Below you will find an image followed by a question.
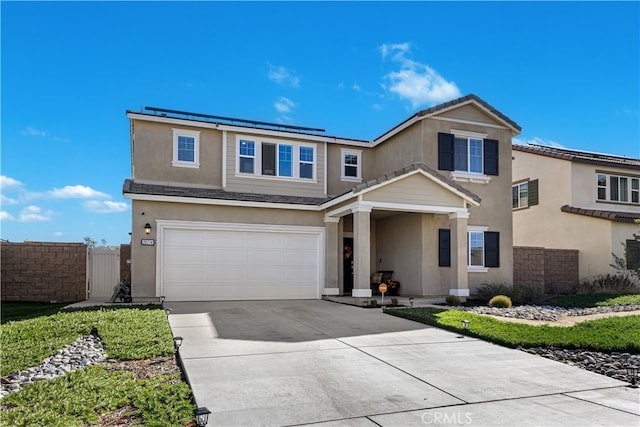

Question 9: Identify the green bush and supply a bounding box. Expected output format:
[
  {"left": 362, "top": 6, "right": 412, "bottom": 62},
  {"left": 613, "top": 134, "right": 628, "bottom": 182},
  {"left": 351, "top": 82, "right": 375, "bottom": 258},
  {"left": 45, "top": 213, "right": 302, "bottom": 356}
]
[
  {"left": 511, "top": 283, "right": 545, "bottom": 305},
  {"left": 488, "top": 295, "right": 512, "bottom": 308},
  {"left": 445, "top": 295, "right": 461, "bottom": 306},
  {"left": 475, "top": 282, "right": 512, "bottom": 302},
  {"left": 575, "top": 274, "right": 638, "bottom": 294}
]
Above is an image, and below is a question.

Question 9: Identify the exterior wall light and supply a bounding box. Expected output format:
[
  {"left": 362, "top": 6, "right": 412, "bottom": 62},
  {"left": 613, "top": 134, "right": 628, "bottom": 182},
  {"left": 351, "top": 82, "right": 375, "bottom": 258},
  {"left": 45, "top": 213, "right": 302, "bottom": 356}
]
[
  {"left": 194, "top": 407, "right": 211, "bottom": 426},
  {"left": 628, "top": 366, "right": 638, "bottom": 388},
  {"left": 144, "top": 223, "right": 152, "bottom": 235}
]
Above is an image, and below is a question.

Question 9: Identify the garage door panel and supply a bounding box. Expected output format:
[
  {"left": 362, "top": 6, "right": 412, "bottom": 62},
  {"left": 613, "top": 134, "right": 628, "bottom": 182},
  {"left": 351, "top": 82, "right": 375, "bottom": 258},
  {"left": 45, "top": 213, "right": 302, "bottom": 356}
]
[
  {"left": 206, "top": 248, "right": 245, "bottom": 266},
  {"left": 161, "top": 226, "right": 321, "bottom": 301}
]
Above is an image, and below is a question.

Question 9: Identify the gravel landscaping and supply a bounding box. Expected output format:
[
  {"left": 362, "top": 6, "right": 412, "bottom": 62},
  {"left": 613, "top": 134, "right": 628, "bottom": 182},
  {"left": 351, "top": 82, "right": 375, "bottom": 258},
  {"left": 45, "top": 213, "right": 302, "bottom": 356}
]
[{"left": 457, "top": 303, "right": 640, "bottom": 321}]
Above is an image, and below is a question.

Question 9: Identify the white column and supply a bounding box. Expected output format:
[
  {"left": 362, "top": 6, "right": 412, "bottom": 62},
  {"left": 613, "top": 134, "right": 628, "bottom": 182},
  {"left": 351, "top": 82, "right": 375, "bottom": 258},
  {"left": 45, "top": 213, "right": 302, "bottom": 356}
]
[
  {"left": 323, "top": 217, "right": 340, "bottom": 296},
  {"left": 449, "top": 211, "right": 470, "bottom": 297},
  {"left": 352, "top": 206, "right": 372, "bottom": 298}
]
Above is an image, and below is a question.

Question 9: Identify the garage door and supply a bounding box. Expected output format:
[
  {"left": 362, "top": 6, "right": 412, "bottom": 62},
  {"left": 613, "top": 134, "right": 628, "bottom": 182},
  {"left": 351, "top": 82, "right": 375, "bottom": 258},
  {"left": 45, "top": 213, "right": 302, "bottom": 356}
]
[{"left": 159, "top": 223, "right": 323, "bottom": 301}]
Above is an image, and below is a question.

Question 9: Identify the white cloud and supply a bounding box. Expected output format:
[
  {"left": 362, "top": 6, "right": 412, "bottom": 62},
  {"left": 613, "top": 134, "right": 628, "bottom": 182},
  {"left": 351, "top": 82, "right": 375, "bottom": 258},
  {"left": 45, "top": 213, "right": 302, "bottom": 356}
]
[
  {"left": 1, "top": 194, "right": 19, "bottom": 206},
  {"left": 513, "top": 136, "right": 566, "bottom": 149},
  {"left": 48, "top": 185, "right": 110, "bottom": 199},
  {"left": 268, "top": 64, "right": 300, "bottom": 87},
  {"left": 380, "top": 42, "right": 461, "bottom": 108},
  {"left": 83, "top": 200, "right": 129, "bottom": 213},
  {"left": 21, "top": 126, "right": 48, "bottom": 137},
  {"left": 53, "top": 231, "right": 64, "bottom": 237},
  {"left": 0, "top": 211, "right": 15, "bottom": 221},
  {"left": 18, "top": 205, "right": 53, "bottom": 222},
  {"left": 274, "top": 97, "right": 295, "bottom": 113},
  {"left": 1, "top": 175, "right": 23, "bottom": 190}
]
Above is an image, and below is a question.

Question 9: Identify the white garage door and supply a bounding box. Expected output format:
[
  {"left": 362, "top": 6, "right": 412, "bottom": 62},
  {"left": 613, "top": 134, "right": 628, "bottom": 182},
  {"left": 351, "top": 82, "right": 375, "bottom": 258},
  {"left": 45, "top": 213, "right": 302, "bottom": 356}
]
[{"left": 159, "top": 223, "right": 323, "bottom": 301}]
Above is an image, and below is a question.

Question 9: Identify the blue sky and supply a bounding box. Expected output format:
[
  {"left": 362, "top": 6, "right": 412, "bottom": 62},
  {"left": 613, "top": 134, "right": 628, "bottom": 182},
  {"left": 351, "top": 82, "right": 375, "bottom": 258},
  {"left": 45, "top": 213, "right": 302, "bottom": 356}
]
[{"left": 2, "top": 1, "right": 639, "bottom": 246}]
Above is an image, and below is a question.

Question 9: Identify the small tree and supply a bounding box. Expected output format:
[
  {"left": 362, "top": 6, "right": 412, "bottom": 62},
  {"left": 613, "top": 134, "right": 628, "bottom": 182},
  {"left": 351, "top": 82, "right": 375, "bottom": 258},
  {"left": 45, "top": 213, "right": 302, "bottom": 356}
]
[{"left": 83, "top": 236, "right": 97, "bottom": 248}]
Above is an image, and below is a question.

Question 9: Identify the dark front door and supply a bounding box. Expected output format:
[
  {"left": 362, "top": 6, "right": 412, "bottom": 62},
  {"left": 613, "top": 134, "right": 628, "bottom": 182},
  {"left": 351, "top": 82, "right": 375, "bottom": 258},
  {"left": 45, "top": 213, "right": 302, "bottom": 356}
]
[{"left": 343, "top": 237, "right": 354, "bottom": 295}]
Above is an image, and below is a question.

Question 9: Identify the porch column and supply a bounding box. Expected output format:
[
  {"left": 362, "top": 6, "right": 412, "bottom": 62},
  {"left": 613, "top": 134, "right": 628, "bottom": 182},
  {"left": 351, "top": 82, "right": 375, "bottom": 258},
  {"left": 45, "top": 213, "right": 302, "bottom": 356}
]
[
  {"left": 352, "top": 206, "right": 372, "bottom": 298},
  {"left": 323, "top": 217, "right": 340, "bottom": 296},
  {"left": 449, "top": 211, "right": 470, "bottom": 297}
]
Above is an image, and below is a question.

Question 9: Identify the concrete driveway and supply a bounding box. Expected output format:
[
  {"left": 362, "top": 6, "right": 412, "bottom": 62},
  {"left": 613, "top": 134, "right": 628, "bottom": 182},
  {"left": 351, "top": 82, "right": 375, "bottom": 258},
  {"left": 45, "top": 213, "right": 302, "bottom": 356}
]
[{"left": 167, "top": 300, "right": 639, "bottom": 427}]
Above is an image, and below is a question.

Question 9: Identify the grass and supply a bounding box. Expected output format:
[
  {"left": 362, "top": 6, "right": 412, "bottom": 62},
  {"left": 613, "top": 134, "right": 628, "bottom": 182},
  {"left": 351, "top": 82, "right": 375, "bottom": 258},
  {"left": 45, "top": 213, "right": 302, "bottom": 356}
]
[
  {"left": 385, "top": 307, "right": 640, "bottom": 353},
  {"left": 1, "top": 302, "right": 69, "bottom": 324},
  {"left": 550, "top": 293, "right": 640, "bottom": 308},
  {"left": 0, "top": 303, "right": 195, "bottom": 426}
]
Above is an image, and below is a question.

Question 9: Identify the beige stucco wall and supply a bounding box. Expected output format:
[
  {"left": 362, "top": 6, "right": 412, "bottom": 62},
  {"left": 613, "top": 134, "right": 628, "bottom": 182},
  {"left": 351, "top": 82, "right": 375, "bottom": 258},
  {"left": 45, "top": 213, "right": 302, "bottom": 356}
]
[
  {"left": 132, "top": 120, "right": 222, "bottom": 187},
  {"left": 512, "top": 150, "right": 640, "bottom": 280},
  {"left": 130, "top": 200, "right": 325, "bottom": 298},
  {"left": 224, "top": 131, "right": 326, "bottom": 197}
]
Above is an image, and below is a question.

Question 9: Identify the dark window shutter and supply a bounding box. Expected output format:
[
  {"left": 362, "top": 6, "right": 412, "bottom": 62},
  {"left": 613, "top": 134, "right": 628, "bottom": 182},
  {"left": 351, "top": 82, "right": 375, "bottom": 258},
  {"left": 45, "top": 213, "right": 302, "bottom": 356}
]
[
  {"left": 438, "top": 133, "right": 455, "bottom": 171},
  {"left": 262, "top": 143, "right": 276, "bottom": 176},
  {"left": 439, "top": 229, "right": 451, "bottom": 267},
  {"left": 483, "top": 139, "right": 499, "bottom": 176},
  {"left": 626, "top": 239, "right": 640, "bottom": 271},
  {"left": 484, "top": 231, "right": 500, "bottom": 268},
  {"left": 528, "top": 179, "right": 539, "bottom": 206}
]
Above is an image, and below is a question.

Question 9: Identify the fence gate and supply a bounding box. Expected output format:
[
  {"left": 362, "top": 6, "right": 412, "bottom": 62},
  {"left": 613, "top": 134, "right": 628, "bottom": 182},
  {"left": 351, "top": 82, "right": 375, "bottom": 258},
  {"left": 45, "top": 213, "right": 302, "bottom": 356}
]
[{"left": 89, "top": 247, "right": 120, "bottom": 300}]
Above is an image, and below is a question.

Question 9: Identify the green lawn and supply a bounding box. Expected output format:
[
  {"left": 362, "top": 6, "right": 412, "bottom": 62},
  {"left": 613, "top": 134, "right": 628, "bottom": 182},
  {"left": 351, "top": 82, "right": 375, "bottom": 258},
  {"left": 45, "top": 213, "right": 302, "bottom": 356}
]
[
  {"left": 385, "top": 307, "right": 640, "bottom": 353},
  {"left": 0, "top": 304, "right": 195, "bottom": 426},
  {"left": 1, "top": 302, "right": 69, "bottom": 324}
]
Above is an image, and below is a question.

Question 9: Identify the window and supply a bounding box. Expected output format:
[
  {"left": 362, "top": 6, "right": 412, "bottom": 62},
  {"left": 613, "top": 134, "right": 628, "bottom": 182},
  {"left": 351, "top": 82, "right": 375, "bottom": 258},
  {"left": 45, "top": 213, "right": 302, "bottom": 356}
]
[
  {"left": 278, "top": 145, "right": 293, "bottom": 177},
  {"left": 467, "top": 228, "right": 500, "bottom": 269},
  {"left": 626, "top": 239, "right": 640, "bottom": 271},
  {"left": 299, "top": 146, "right": 314, "bottom": 179},
  {"left": 596, "top": 173, "right": 640, "bottom": 205},
  {"left": 512, "top": 182, "right": 528, "bottom": 209},
  {"left": 438, "top": 132, "right": 499, "bottom": 177},
  {"left": 468, "top": 231, "right": 484, "bottom": 267},
  {"left": 236, "top": 137, "right": 315, "bottom": 180},
  {"left": 341, "top": 149, "right": 362, "bottom": 181},
  {"left": 239, "top": 139, "right": 255, "bottom": 174},
  {"left": 172, "top": 129, "right": 200, "bottom": 167}
]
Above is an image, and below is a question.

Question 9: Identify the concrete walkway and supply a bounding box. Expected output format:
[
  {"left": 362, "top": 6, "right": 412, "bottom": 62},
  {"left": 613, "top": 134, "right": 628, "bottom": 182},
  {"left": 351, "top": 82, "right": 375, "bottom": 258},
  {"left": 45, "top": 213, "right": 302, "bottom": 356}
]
[{"left": 166, "top": 300, "right": 640, "bottom": 427}]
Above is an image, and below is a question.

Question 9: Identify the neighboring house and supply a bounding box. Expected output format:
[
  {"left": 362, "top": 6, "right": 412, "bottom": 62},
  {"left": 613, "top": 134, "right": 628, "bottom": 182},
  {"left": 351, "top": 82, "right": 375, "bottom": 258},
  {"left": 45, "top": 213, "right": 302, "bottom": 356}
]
[
  {"left": 512, "top": 144, "right": 640, "bottom": 281},
  {"left": 123, "top": 94, "right": 521, "bottom": 302}
]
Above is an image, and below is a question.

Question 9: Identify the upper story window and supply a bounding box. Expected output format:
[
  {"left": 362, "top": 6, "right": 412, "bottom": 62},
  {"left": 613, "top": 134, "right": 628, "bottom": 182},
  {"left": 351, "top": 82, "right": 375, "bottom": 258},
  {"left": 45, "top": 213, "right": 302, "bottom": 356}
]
[
  {"left": 172, "top": 129, "right": 200, "bottom": 168},
  {"left": 236, "top": 136, "right": 315, "bottom": 180},
  {"left": 341, "top": 148, "right": 362, "bottom": 181},
  {"left": 438, "top": 130, "right": 499, "bottom": 182},
  {"left": 512, "top": 179, "right": 539, "bottom": 210},
  {"left": 597, "top": 173, "right": 640, "bottom": 204},
  {"left": 239, "top": 139, "right": 255, "bottom": 173}
]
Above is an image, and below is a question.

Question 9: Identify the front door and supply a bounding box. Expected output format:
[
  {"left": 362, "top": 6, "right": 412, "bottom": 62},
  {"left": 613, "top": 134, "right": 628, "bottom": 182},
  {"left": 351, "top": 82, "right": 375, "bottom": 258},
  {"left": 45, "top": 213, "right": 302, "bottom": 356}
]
[{"left": 343, "top": 237, "right": 354, "bottom": 295}]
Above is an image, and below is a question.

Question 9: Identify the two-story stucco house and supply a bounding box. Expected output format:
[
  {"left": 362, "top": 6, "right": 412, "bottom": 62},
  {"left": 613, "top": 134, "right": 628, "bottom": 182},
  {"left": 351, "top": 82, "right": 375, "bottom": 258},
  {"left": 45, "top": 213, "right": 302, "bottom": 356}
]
[
  {"left": 512, "top": 144, "right": 640, "bottom": 281},
  {"left": 123, "top": 94, "right": 521, "bottom": 302}
]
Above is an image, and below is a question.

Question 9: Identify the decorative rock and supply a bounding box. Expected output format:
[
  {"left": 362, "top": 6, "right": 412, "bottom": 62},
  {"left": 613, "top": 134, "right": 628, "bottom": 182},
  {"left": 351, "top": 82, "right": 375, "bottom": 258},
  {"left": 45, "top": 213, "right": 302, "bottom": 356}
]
[
  {"left": 457, "top": 304, "right": 640, "bottom": 321},
  {"left": 0, "top": 334, "right": 106, "bottom": 399}
]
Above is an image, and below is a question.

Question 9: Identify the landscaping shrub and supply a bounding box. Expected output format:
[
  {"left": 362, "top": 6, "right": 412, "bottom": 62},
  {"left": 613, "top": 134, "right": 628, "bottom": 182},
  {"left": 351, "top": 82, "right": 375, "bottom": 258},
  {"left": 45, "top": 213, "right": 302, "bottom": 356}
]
[
  {"left": 511, "top": 283, "right": 545, "bottom": 305},
  {"left": 475, "top": 282, "right": 512, "bottom": 302},
  {"left": 574, "top": 274, "right": 638, "bottom": 294},
  {"left": 488, "top": 295, "right": 512, "bottom": 308},
  {"left": 445, "top": 295, "right": 461, "bottom": 306}
]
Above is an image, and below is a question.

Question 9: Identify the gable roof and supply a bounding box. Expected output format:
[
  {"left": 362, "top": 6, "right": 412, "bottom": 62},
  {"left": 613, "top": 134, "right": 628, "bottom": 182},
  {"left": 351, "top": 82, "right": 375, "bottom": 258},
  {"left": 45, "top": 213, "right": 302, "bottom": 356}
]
[
  {"left": 374, "top": 94, "right": 522, "bottom": 143},
  {"left": 513, "top": 144, "right": 640, "bottom": 170},
  {"left": 561, "top": 205, "right": 640, "bottom": 223}
]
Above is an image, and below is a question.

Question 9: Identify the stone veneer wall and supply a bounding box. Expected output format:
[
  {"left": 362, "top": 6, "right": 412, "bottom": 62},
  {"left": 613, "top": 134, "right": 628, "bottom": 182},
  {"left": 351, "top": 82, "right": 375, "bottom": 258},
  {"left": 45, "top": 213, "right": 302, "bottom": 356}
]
[
  {"left": 1, "top": 242, "right": 87, "bottom": 303},
  {"left": 513, "top": 246, "right": 579, "bottom": 294}
]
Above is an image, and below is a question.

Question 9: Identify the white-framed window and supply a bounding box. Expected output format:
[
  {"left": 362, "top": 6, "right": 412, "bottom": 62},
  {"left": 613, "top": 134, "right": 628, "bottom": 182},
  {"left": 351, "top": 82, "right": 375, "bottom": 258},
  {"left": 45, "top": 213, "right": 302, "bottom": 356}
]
[
  {"left": 239, "top": 139, "right": 255, "bottom": 174},
  {"left": 468, "top": 230, "right": 485, "bottom": 268},
  {"left": 455, "top": 136, "right": 484, "bottom": 174},
  {"left": 172, "top": 128, "right": 200, "bottom": 168},
  {"left": 236, "top": 136, "right": 316, "bottom": 180},
  {"left": 467, "top": 226, "right": 500, "bottom": 271},
  {"left": 597, "top": 173, "right": 640, "bottom": 204},
  {"left": 341, "top": 148, "right": 362, "bottom": 181},
  {"left": 512, "top": 181, "right": 529, "bottom": 209},
  {"left": 299, "top": 146, "right": 315, "bottom": 179}
]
